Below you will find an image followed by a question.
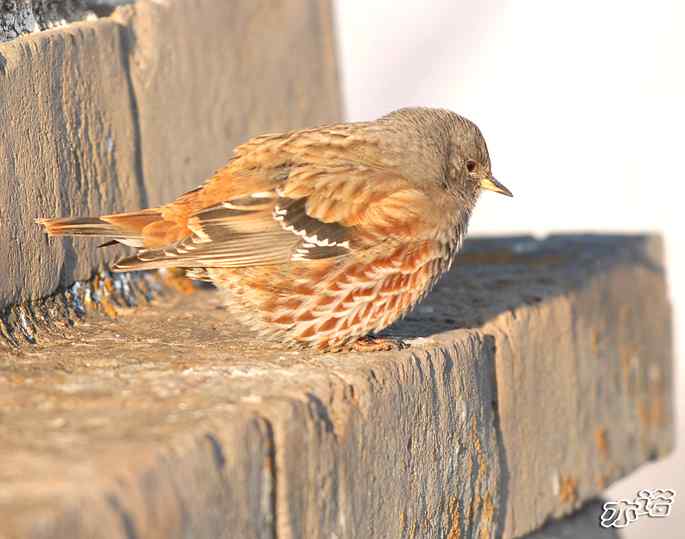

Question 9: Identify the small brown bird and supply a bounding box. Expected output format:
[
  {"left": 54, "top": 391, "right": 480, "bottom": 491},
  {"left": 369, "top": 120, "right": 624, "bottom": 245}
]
[{"left": 38, "top": 108, "right": 512, "bottom": 351}]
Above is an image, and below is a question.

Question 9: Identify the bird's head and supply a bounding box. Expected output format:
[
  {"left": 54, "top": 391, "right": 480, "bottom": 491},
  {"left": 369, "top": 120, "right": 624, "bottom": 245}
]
[
  {"left": 380, "top": 107, "right": 513, "bottom": 207},
  {"left": 444, "top": 112, "right": 512, "bottom": 202}
]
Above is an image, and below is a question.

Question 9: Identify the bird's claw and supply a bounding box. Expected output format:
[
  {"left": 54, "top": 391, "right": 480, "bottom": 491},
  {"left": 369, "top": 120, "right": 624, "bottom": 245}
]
[{"left": 351, "top": 336, "right": 408, "bottom": 352}]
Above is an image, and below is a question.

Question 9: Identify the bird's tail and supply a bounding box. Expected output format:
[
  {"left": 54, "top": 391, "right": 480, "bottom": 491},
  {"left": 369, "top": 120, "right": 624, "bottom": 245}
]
[{"left": 36, "top": 209, "right": 163, "bottom": 248}]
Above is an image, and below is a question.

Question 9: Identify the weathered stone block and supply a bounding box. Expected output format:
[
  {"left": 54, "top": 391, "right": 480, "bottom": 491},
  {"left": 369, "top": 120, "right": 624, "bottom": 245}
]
[{"left": 0, "top": 0, "right": 341, "bottom": 309}]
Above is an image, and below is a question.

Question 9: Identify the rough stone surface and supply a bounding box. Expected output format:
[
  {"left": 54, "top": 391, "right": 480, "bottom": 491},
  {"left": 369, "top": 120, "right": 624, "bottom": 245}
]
[
  {"left": 0, "top": 0, "right": 341, "bottom": 310},
  {"left": 0, "top": 235, "right": 673, "bottom": 538},
  {"left": 0, "top": 1, "right": 94, "bottom": 43},
  {"left": 524, "top": 500, "right": 621, "bottom": 538}
]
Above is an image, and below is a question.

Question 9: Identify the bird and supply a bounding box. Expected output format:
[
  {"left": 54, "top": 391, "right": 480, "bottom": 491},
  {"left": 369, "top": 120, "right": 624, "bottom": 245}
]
[{"left": 37, "top": 107, "right": 512, "bottom": 352}]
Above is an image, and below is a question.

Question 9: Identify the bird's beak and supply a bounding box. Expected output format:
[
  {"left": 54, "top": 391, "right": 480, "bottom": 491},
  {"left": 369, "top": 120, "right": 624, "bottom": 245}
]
[{"left": 480, "top": 176, "right": 513, "bottom": 197}]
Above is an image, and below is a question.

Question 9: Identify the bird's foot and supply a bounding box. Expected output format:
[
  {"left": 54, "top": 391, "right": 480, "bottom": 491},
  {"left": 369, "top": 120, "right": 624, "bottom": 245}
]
[{"left": 351, "top": 336, "right": 408, "bottom": 352}]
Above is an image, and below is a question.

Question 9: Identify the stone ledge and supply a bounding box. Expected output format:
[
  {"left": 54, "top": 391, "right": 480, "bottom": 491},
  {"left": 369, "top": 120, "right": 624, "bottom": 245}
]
[
  {"left": 0, "top": 0, "right": 341, "bottom": 310},
  {"left": 0, "top": 235, "right": 673, "bottom": 538}
]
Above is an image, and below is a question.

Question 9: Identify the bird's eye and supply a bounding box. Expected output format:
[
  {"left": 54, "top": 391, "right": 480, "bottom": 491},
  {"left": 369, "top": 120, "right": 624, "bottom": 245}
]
[{"left": 466, "top": 160, "right": 477, "bottom": 173}]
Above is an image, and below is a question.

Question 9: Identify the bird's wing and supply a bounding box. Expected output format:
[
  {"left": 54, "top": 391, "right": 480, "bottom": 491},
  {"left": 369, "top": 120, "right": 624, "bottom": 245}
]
[{"left": 114, "top": 130, "right": 439, "bottom": 271}]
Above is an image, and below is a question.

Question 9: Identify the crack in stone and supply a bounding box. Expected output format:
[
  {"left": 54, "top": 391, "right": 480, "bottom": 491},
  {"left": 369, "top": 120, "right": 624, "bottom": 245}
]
[
  {"left": 256, "top": 415, "right": 278, "bottom": 539},
  {"left": 106, "top": 493, "right": 140, "bottom": 539}
]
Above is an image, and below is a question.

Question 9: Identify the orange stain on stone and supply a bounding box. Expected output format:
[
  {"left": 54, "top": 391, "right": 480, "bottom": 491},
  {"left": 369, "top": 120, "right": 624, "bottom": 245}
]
[
  {"left": 595, "top": 427, "right": 609, "bottom": 459},
  {"left": 559, "top": 475, "right": 578, "bottom": 505}
]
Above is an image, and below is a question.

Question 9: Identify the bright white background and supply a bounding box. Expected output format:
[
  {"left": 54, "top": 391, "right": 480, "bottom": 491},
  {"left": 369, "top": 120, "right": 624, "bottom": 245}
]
[{"left": 334, "top": 1, "right": 683, "bottom": 537}]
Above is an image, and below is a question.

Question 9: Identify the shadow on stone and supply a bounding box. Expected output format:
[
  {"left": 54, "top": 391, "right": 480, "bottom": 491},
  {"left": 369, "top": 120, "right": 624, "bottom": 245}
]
[{"left": 523, "top": 499, "right": 622, "bottom": 538}]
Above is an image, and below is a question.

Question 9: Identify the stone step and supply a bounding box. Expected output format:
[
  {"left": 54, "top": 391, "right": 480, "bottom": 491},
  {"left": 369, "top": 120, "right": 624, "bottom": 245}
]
[{"left": 0, "top": 235, "right": 673, "bottom": 538}]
